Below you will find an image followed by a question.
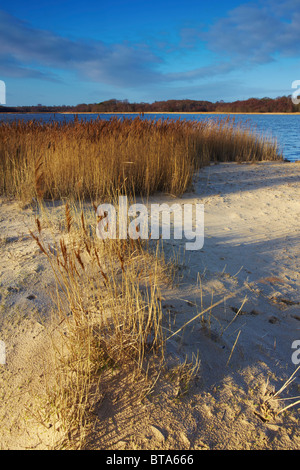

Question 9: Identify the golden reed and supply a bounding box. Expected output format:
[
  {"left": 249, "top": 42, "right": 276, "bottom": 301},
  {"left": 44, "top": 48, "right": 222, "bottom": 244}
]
[{"left": 0, "top": 116, "right": 282, "bottom": 202}]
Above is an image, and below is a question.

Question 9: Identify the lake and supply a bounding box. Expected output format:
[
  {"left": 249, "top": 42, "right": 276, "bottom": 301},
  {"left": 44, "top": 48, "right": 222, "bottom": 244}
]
[{"left": 0, "top": 112, "right": 299, "bottom": 162}]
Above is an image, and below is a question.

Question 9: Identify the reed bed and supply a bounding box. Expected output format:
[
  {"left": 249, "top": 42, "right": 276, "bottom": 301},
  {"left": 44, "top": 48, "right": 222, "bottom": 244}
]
[{"left": 0, "top": 116, "right": 281, "bottom": 203}]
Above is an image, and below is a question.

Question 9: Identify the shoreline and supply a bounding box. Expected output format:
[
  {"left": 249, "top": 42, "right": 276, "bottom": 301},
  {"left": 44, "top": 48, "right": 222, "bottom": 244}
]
[
  {"left": 61, "top": 111, "right": 300, "bottom": 115},
  {"left": 0, "top": 111, "right": 300, "bottom": 116}
]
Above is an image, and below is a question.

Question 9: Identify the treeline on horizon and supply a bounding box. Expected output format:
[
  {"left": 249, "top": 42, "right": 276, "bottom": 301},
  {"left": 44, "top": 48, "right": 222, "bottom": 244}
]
[{"left": 0, "top": 95, "right": 299, "bottom": 114}]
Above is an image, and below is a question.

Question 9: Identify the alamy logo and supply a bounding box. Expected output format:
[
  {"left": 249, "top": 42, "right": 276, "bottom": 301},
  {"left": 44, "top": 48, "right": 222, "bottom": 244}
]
[
  {"left": 96, "top": 197, "right": 204, "bottom": 251},
  {"left": 0, "top": 80, "right": 6, "bottom": 105},
  {"left": 291, "top": 340, "right": 300, "bottom": 365},
  {"left": 0, "top": 340, "right": 5, "bottom": 365},
  {"left": 291, "top": 80, "right": 300, "bottom": 105}
]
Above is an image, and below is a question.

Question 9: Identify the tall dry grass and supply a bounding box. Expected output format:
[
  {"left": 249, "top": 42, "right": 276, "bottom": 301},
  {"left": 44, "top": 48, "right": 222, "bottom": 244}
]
[
  {"left": 0, "top": 116, "right": 282, "bottom": 203},
  {"left": 30, "top": 201, "right": 173, "bottom": 448}
]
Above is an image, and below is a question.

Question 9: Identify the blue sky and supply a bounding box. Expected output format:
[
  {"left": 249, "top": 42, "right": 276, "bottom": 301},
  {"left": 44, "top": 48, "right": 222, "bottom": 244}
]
[{"left": 1, "top": 0, "right": 300, "bottom": 105}]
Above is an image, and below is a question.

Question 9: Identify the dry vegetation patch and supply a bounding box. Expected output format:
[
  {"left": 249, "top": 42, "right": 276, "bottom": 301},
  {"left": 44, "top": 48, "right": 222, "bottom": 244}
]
[{"left": 0, "top": 116, "right": 281, "bottom": 204}]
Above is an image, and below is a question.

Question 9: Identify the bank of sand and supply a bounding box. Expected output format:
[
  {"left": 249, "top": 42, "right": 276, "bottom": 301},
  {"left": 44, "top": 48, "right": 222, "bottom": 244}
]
[{"left": 0, "top": 161, "right": 300, "bottom": 449}]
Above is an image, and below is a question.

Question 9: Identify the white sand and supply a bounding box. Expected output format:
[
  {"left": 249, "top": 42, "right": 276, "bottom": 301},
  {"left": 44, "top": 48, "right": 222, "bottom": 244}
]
[{"left": 1, "top": 161, "right": 300, "bottom": 449}]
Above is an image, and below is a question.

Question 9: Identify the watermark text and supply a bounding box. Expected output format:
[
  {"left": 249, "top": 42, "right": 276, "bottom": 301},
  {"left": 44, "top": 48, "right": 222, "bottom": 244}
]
[
  {"left": 0, "top": 80, "right": 6, "bottom": 105},
  {"left": 291, "top": 80, "right": 300, "bottom": 105},
  {"left": 0, "top": 340, "right": 6, "bottom": 365},
  {"left": 291, "top": 340, "right": 300, "bottom": 365},
  {"left": 96, "top": 197, "right": 204, "bottom": 251}
]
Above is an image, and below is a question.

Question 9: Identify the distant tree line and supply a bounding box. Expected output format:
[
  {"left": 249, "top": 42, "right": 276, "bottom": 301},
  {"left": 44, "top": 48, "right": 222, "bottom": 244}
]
[{"left": 0, "top": 96, "right": 299, "bottom": 113}]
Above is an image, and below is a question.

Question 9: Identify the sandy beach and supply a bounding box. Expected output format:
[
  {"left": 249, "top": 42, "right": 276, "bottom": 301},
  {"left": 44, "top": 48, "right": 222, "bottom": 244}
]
[{"left": 1, "top": 160, "right": 300, "bottom": 450}]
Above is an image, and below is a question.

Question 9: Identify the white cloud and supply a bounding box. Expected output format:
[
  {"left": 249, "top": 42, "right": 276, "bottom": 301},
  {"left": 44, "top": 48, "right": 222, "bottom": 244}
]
[
  {"left": 0, "top": 10, "right": 162, "bottom": 86},
  {"left": 202, "top": 1, "right": 300, "bottom": 63}
]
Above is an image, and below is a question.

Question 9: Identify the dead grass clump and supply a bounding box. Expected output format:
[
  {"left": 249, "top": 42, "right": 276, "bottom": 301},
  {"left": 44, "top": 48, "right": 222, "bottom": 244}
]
[{"left": 30, "top": 202, "right": 170, "bottom": 448}]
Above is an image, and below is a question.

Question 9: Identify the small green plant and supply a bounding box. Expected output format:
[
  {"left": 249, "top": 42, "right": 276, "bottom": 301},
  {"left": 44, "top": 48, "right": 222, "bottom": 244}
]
[{"left": 167, "top": 354, "right": 201, "bottom": 398}]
